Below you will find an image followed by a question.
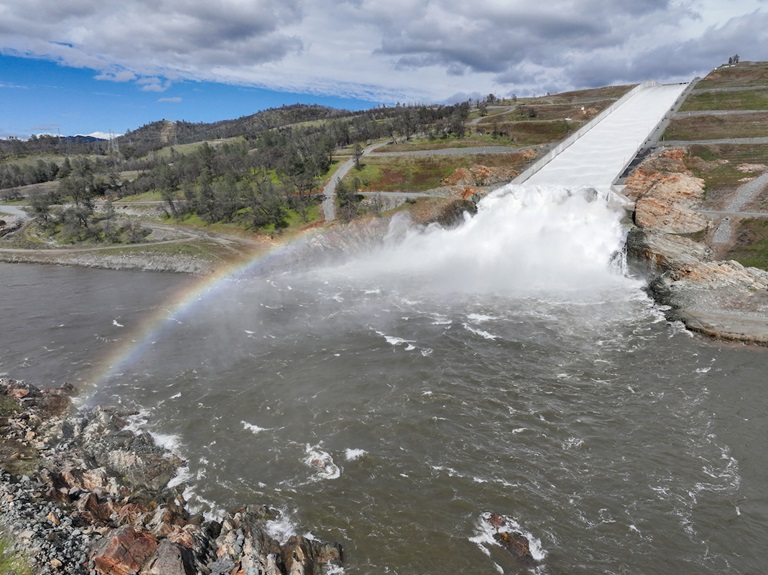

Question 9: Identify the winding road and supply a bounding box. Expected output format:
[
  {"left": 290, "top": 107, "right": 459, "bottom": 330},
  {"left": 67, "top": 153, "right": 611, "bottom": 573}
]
[{"left": 705, "top": 171, "right": 768, "bottom": 246}]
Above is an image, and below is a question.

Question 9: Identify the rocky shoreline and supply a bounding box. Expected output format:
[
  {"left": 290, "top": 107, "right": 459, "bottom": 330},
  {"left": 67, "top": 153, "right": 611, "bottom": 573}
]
[
  {"left": 625, "top": 148, "right": 768, "bottom": 344},
  {"left": 0, "top": 249, "right": 217, "bottom": 275},
  {"left": 0, "top": 378, "right": 343, "bottom": 575}
]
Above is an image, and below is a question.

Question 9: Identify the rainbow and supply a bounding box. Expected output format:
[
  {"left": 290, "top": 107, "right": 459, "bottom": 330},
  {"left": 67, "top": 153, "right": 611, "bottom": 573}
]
[{"left": 81, "top": 232, "right": 320, "bottom": 399}]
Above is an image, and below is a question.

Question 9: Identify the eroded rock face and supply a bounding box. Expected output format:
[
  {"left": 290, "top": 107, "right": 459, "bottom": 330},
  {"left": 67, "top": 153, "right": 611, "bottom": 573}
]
[
  {"left": 625, "top": 149, "right": 708, "bottom": 234},
  {"left": 626, "top": 148, "right": 768, "bottom": 344}
]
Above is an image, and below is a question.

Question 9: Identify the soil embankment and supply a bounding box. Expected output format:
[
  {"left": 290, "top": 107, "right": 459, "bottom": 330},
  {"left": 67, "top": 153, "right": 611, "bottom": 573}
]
[{"left": 625, "top": 148, "right": 768, "bottom": 344}]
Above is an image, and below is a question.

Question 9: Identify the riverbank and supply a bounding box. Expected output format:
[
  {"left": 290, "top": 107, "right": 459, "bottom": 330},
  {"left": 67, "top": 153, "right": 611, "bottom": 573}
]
[
  {"left": 625, "top": 147, "right": 768, "bottom": 344},
  {"left": 0, "top": 378, "right": 343, "bottom": 574}
]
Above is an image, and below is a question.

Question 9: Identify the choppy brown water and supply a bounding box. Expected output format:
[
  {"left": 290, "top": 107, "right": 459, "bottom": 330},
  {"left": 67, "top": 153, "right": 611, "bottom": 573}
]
[{"left": 2, "top": 259, "right": 766, "bottom": 575}]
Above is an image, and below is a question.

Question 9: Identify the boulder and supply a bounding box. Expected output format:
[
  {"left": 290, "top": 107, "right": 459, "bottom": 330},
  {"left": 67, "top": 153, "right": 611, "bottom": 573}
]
[
  {"left": 91, "top": 526, "right": 159, "bottom": 575},
  {"left": 140, "top": 539, "right": 195, "bottom": 575},
  {"left": 485, "top": 512, "right": 536, "bottom": 566}
]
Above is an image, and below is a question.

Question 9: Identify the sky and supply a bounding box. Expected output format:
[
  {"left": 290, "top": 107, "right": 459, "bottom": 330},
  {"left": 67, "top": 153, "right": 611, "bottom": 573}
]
[{"left": 1, "top": 0, "right": 767, "bottom": 138}]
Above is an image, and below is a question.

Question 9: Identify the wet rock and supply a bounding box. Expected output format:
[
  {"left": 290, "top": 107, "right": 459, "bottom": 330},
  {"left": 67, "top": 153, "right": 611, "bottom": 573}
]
[
  {"left": 486, "top": 512, "right": 535, "bottom": 566},
  {"left": 494, "top": 531, "right": 534, "bottom": 565},
  {"left": 282, "top": 535, "right": 343, "bottom": 575},
  {"left": 212, "top": 505, "right": 284, "bottom": 574}
]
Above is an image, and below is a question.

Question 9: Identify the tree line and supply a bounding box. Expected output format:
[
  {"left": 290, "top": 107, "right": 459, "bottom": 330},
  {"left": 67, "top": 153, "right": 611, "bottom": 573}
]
[{"left": 4, "top": 101, "right": 473, "bottom": 236}]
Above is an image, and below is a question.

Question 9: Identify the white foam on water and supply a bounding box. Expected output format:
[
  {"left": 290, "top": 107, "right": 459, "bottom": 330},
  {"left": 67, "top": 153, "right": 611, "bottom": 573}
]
[
  {"left": 149, "top": 430, "right": 183, "bottom": 454},
  {"left": 265, "top": 509, "right": 299, "bottom": 543},
  {"left": 123, "top": 409, "right": 151, "bottom": 434},
  {"left": 467, "top": 314, "right": 496, "bottom": 322},
  {"left": 167, "top": 465, "right": 191, "bottom": 489},
  {"left": 182, "top": 485, "right": 225, "bottom": 522},
  {"left": 305, "top": 444, "right": 341, "bottom": 480},
  {"left": 562, "top": 437, "right": 585, "bottom": 450},
  {"left": 375, "top": 330, "right": 415, "bottom": 348},
  {"left": 242, "top": 421, "right": 269, "bottom": 434},
  {"left": 463, "top": 323, "right": 498, "bottom": 341},
  {"left": 345, "top": 448, "right": 367, "bottom": 461}
]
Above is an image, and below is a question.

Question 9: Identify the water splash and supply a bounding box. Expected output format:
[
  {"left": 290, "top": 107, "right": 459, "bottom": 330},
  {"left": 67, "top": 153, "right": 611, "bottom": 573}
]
[{"left": 322, "top": 183, "right": 635, "bottom": 298}]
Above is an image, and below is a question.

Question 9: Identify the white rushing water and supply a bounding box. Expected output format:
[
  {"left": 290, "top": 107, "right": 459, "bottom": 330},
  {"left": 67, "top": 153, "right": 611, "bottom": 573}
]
[
  {"left": 522, "top": 82, "right": 688, "bottom": 197},
  {"left": 325, "top": 183, "right": 634, "bottom": 298}
]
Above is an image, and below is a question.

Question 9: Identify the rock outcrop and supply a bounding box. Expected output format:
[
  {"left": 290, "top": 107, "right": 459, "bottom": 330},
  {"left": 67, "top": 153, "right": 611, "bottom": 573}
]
[
  {"left": 482, "top": 512, "right": 537, "bottom": 566},
  {"left": 625, "top": 148, "right": 768, "bottom": 344},
  {"left": 0, "top": 379, "right": 344, "bottom": 575}
]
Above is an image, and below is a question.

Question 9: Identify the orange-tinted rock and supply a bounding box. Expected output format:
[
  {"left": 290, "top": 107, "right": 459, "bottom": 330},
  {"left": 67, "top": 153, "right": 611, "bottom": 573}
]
[{"left": 92, "top": 526, "right": 158, "bottom": 575}]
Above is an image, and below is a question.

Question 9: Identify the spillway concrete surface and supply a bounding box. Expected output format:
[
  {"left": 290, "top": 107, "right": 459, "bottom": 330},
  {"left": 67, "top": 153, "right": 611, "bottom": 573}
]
[{"left": 522, "top": 83, "right": 688, "bottom": 197}]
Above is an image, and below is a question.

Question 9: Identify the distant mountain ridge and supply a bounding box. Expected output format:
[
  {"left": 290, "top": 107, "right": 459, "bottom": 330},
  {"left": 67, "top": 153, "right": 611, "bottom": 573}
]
[{"left": 117, "top": 104, "right": 350, "bottom": 156}]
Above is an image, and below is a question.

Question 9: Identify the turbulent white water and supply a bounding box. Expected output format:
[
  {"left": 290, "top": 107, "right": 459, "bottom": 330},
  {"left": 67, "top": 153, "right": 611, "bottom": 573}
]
[{"left": 326, "top": 184, "right": 634, "bottom": 298}]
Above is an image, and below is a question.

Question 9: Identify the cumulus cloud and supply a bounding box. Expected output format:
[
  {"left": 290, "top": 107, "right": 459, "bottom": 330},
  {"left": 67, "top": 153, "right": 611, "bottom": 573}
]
[
  {"left": 95, "top": 69, "right": 137, "bottom": 83},
  {"left": 0, "top": 0, "right": 766, "bottom": 101},
  {"left": 157, "top": 96, "right": 182, "bottom": 103}
]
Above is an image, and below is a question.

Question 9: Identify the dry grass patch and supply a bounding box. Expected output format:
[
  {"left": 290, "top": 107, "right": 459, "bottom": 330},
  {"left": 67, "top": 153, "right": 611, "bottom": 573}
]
[
  {"left": 726, "top": 219, "right": 768, "bottom": 270},
  {"left": 680, "top": 89, "right": 768, "bottom": 111},
  {"left": 531, "top": 84, "right": 634, "bottom": 104},
  {"left": 344, "top": 153, "right": 532, "bottom": 192},
  {"left": 695, "top": 62, "right": 768, "bottom": 89},
  {"left": 664, "top": 112, "right": 768, "bottom": 140},
  {"left": 685, "top": 144, "right": 768, "bottom": 197}
]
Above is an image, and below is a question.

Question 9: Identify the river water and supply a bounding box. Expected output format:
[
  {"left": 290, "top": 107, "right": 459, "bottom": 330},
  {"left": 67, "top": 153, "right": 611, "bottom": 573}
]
[{"left": 1, "top": 184, "right": 766, "bottom": 575}]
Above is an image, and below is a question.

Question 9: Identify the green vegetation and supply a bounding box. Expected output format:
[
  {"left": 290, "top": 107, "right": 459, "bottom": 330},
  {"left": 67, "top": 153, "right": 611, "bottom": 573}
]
[
  {"left": 0, "top": 395, "right": 18, "bottom": 417},
  {"left": 680, "top": 89, "right": 768, "bottom": 111},
  {"left": 727, "top": 219, "right": 768, "bottom": 270},
  {"left": 0, "top": 536, "right": 34, "bottom": 575}
]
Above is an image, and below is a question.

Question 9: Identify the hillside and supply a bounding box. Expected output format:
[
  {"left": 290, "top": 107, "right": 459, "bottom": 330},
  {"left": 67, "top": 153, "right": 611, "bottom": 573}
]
[{"left": 660, "top": 60, "right": 768, "bottom": 267}]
